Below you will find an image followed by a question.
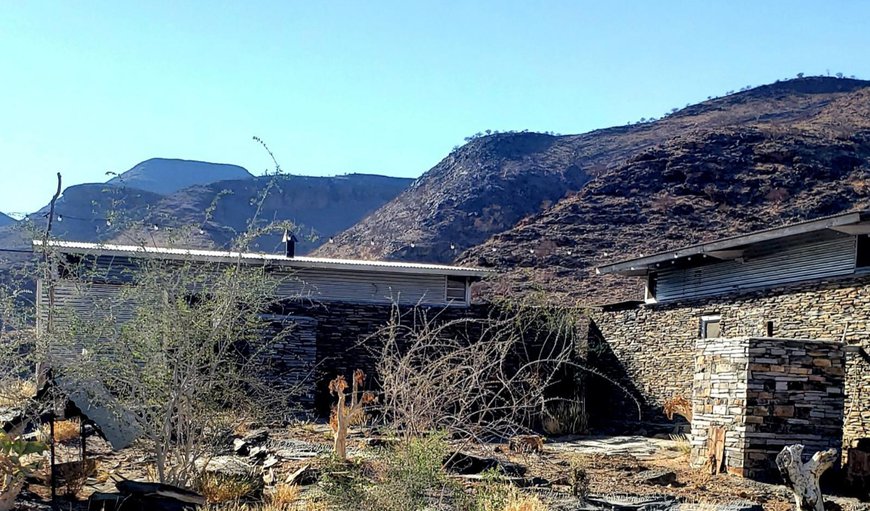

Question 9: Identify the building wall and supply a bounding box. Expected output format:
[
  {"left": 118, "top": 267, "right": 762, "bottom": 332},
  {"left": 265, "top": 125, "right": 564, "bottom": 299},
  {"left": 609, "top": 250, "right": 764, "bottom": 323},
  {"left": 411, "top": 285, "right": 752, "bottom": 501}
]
[
  {"left": 276, "top": 301, "right": 491, "bottom": 415},
  {"left": 691, "top": 337, "right": 845, "bottom": 480},
  {"left": 591, "top": 274, "right": 870, "bottom": 452}
]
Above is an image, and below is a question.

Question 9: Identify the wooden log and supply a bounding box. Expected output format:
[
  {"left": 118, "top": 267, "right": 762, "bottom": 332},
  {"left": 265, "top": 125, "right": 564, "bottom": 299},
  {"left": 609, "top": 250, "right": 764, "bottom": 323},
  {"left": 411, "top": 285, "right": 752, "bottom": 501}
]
[{"left": 775, "top": 444, "right": 837, "bottom": 511}]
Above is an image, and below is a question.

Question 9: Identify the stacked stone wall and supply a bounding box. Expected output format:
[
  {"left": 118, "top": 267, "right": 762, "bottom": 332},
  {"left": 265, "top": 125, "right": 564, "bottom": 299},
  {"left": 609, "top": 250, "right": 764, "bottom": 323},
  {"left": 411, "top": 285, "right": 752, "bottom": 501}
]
[
  {"left": 276, "top": 301, "right": 490, "bottom": 415},
  {"left": 691, "top": 337, "right": 845, "bottom": 480},
  {"left": 592, "top": 274, "right": 870, "bottom": 453}
]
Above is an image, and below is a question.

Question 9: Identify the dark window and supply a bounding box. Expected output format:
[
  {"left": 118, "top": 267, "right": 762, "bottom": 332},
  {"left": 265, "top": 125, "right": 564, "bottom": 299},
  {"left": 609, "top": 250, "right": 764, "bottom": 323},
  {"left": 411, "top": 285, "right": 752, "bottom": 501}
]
[
  {"left": 858, "top": 235, "right": 870, "bottom": 268},
  {"left": 701, "top": 315, "right": 721, "bottom": 338},
  {"left": 766, "top": 321, "right": 774, "bottom": 337},
  {"left": 646, "top": 273, "right": 658, "bottom": 302}
]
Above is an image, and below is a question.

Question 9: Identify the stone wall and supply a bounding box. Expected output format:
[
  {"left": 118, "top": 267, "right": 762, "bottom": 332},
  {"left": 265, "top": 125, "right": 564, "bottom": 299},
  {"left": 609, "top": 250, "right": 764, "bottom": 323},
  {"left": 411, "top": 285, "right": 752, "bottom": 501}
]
[
  {"left": 691, "top": 337, "right": 845, "bottom": 480},
  {"left": 275, "top": 301, "right": 490, "bottom": 415},
  {"left": 591, "top": 274, "right": 870, "bottom": 453},
  {"left": 260, "top": 315, "right": 318, "bottom": 412}
]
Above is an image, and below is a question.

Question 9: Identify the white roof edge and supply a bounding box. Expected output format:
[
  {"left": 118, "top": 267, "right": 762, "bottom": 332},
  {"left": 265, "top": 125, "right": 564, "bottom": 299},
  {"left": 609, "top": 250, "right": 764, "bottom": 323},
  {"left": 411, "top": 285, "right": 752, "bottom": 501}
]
[{"left": 32, "top": 239, "right": 493, "bottom": 278}]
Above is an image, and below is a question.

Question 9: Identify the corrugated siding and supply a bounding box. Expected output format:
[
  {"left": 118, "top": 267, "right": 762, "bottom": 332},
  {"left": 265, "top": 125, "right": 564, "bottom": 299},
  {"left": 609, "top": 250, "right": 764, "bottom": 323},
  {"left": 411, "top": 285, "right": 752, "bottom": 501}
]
[
  {"left": 275, "top": 268, "right": 451, "bottom": 305},
  {"left": 656, "top": 234, "right": 857, "bottom": 302},
  {"left": 57, "top": 254, "right": 464, "bottom": 306},
  {"left": 39, "top": 280, "right": 132, "bottom": 331}
]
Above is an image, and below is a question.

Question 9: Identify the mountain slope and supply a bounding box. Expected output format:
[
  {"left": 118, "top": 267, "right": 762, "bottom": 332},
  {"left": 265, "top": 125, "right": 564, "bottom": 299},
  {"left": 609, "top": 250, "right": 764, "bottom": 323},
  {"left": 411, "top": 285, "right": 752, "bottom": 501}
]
[
  {"left": 317, "top": 77, "right": 870, "bottom": 264},
  {"left": 461, "top": 84, "right": 870, "bottom": 304},
  {"left": 0, "top": 213, "right": 15, "bottom": 228},
  {"left": 0, "top": 173, "right": 412, "bottom": 260},
  {"left": 111, "top": 174, "right": 414, "bottom": 254},
  {"left": 107, "top": 158, "right": 254, "bottom": 194}
]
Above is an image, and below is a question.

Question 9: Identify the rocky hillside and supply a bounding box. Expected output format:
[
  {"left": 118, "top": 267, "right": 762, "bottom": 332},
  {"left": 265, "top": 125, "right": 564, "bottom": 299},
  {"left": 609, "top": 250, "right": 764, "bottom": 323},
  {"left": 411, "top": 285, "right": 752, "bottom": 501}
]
[
  {"left": 461, "top": 82, "right": 870, "bottom": 304},
  {"left": 110, "top": 174, "right": 414, "bottom": 254},
  {"left": 317, "top": 77, "right": 870, "bottom": 265},
  {"left": 0, "top": 213, "right": 16, "bottom": 228},
  {"left": 0, "top": 171, "right": 412, "bottom": 257},
  {"left": 107, "top": 158, "right": 254, "bottom": 194}
]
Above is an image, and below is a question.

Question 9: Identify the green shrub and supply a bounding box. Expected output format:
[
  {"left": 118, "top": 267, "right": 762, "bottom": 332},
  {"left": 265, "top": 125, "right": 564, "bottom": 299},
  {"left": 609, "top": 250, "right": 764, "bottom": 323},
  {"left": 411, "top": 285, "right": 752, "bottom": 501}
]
[{"left": 320, "top": 433, "right": 459, "bottom": 511}]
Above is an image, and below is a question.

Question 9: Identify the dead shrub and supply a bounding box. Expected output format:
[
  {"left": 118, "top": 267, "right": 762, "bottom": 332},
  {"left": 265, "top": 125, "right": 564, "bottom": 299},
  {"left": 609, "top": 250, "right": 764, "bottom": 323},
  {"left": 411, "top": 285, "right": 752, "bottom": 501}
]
[
  {"left": 197, "top": 471, "right": 261, "bottom": 503},
  {"left": 55, "top": 459, "right": 96, "bottom": 498},
  {"left": 669, "top": 434, "right": 693, "bottom": 456},
  {"left": 473, "top": 473, "right": 549, "bottom": 511},
  {"left": 0, "top": 380, "right": 36, "bottom": 407},
  {"left": 40, "top": 419, "right": 80, "bottom": 444},
  {"left": 267, "top": 483, "right": 300, "bottom": 508},
  {"left": 375, "top": 303, "right": 638, "bottom": 444}
]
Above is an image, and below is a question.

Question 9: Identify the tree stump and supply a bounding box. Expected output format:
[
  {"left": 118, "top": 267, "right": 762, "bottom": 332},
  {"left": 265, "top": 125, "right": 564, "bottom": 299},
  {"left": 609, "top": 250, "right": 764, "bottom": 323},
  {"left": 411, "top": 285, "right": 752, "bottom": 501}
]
[{"left": 775, "top": 444, "right": 837, "bottom": 511}]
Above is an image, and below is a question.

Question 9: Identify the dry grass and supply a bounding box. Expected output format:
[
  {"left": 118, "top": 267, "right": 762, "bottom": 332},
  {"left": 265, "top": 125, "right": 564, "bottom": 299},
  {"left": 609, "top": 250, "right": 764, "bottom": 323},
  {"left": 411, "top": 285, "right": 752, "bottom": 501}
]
[
  {"left": 40, "top": 419, "right": 80, "bottom": 444},
  {"left": 669, "top": 434, "right": 693, "bottom": 456},
  {"left": 197, "top": 471, "right": 261, "bottom": 503},
  {"left": 0, "top": 380, "right": 36, "bottom": 407},
  {"left": 267, "top": 483, "right": 301, "bottom": 507},
  {"left": 501, "top": 487, "right": 549, "bottom": 511},
  {"left": 203, "top": 499, "right": 324, "bottom": 511}
]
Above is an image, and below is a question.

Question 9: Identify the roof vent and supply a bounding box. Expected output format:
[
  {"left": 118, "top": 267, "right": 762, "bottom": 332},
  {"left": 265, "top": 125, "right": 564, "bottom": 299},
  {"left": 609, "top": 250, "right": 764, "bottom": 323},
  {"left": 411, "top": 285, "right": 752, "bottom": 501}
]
[{"left": 282, "top": 230, "right": 299, "bottom": 258}]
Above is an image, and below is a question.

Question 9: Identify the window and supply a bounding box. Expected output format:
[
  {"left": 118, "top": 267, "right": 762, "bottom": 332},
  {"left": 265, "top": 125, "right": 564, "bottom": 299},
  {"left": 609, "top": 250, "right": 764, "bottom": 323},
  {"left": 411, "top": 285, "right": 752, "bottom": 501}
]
[
  {"left": 446, "top": 276, "right": 467, "bottom": 303},
  {"left": 645, "top": 273, "right": 658, "bottom": 303},
  {"left": 858, "top": 235, "right": 870, "bottom": 268},
  {"left": 700, "top": 315, "right": 721, "bottom": 338}
]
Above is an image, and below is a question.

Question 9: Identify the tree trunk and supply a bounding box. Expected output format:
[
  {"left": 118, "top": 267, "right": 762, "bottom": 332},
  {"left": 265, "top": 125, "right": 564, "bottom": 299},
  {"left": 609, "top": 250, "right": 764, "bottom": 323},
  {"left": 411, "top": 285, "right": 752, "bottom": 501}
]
[
  {"left": 334, "top": 393, "right": 347, "bottom": 461},
  {"left": 776, "top": 444, "right": 837, "bottom": 511}
]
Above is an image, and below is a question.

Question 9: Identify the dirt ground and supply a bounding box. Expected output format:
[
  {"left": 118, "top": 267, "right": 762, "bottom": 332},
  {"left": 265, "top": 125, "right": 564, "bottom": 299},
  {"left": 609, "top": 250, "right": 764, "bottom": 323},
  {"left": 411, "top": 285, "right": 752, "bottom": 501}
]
[{"left": 16, "top": 423, "right": 870, "bottom": 510}]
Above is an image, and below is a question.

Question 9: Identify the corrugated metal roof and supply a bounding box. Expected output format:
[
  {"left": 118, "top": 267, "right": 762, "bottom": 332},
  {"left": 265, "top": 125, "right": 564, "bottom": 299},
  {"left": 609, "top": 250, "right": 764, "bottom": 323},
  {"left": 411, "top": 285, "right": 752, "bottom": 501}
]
[{"left": 33, "top": 240, "right": 493, "bottom": 278}]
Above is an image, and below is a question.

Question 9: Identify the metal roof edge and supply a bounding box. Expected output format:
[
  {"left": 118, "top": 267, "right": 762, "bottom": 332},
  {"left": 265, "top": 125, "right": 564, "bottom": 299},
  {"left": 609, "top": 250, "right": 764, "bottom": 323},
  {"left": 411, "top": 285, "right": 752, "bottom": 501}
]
[
  {"left": 596, "top": 210, "right": 869, "bottom": 276},
  {"left": 32, "top": 240, "right": 494, "bottom": 278}
]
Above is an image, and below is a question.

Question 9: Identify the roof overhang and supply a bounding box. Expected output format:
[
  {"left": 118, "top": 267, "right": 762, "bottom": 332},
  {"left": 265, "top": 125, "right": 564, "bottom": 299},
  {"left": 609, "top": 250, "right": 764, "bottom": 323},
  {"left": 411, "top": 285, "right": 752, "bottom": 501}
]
[
  {"left": 596, "top": 210, "right": 870, "bottom": 277},
  {"left": 33, "top": 240, "right": 493, "bottom": 279}
]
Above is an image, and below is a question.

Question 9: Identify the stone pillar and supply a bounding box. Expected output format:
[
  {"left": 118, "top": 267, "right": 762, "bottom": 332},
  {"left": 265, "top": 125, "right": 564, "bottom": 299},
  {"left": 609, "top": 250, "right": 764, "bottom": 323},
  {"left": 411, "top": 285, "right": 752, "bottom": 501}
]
[{"left": 692, "top": 337, "right": 846, "bottom": 480}]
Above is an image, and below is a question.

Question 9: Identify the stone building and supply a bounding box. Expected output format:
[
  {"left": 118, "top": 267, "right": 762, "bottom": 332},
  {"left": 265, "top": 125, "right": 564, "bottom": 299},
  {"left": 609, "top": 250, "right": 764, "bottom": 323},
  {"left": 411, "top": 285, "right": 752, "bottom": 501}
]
[
  {"left": 592, "top": 210, "right": 870, "bottom": 480},
  {"left": 34, "top": 239, "right": 490, "bottom": 413}
]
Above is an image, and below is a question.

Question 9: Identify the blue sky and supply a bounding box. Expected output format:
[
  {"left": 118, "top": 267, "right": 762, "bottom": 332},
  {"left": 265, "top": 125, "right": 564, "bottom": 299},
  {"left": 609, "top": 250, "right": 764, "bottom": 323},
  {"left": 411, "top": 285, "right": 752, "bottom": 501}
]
[{"left": 1, "top": 1, "right": 869, "bottom": 215}]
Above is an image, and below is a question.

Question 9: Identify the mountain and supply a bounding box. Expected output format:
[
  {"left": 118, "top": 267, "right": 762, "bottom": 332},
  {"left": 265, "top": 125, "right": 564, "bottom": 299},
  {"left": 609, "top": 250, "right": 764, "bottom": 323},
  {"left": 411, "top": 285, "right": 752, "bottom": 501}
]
[
  {"left": 0, "top": 213, "right": 15, "bottom": 228},
  {"left": 316, "top": 77, "right": 870, "bottom": 264},
  {"left": 0, "top": 173, "right": 412, "bottom": 257},
  {"left": 106, "top": 158, "right": 254, "bottom": 194},
  {"left": 461, "top": 81, "right": 870, "bottom": 304},
  {"left": 316, "top": 77, "right": 870, "bottom": 304},
  {"left": 109, "top": 174, "right": 414, "bottom": 254}
]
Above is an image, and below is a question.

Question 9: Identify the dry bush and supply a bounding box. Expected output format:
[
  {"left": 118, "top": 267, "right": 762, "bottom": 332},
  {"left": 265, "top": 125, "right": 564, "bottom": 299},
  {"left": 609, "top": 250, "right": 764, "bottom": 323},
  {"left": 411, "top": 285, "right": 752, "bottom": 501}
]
[
  {"left": 669, "top": 434, "right": 693, "bottom": 456},
  {"left": 267, "top": 483, "right": 301, "bottom": 508},
  {"left": 0, "top": 380, "right": 36, "bottom": 408},
  {"left": 375, "top": 302, "right": 638, "bottom": 444},
  {"left": 502, "top": 489, "right": 549, "bottom": 511},
  {"left": 197, "top": 471, "right": 261, "bottom": 503},
  {"left": 473, "top": 475, "right": 550, "bottom": 511},
  {"left": 55, "top": 458, "right": 96, "bottom": 498},
  {"left": 542, "top": 400, "right": 586, "bottom": 435},
  {"left": 40, "top": 419, "right": 80, "bottom": 444}
]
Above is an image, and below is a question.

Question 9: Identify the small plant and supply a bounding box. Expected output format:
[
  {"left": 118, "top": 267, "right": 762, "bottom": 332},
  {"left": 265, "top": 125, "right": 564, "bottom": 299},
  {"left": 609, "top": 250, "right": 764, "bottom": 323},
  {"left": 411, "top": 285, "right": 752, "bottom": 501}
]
[
  {"left": 41, "top": 419, "right": 80, "bottom": 444},
  {"left": 0, "top": 433, "right": 46, "bottom": 511},
  {"left": 197, "top": 471, "right": 262, "bottom": 503},
  {"left": 369, "top": 433, "right": 454, "bottom": 511},
  {"left": 473, "top": 472, "right": 549, "bottom": 511},
  {"left": 268, "top": 483, "right": 301, "bottom": 508},
  {"left": 328, "top": 369, "right": 376, "bottom": 461},
  {"left": 669, "top": 433, "right": 693, "bottom": 456},
  {"left": 569, "top": 461, "right": 589, "bottom": 500},
  {"left": 56, "top": 459, "right": 97, "bottom": 499}
]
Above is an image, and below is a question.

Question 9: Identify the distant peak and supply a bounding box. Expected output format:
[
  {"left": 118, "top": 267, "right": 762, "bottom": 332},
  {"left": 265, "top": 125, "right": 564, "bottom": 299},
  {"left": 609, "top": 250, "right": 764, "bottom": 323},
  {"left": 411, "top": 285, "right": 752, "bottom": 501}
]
[{"left": 106, "top": 158, "right": 254, "bottom": 195}]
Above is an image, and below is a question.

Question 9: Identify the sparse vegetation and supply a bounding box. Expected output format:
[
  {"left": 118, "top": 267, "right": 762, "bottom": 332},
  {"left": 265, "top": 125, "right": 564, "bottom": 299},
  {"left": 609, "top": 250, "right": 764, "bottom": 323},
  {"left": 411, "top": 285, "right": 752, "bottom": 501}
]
[{"left": 197, "top": 470, "right": 263, "bottom": 503}]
